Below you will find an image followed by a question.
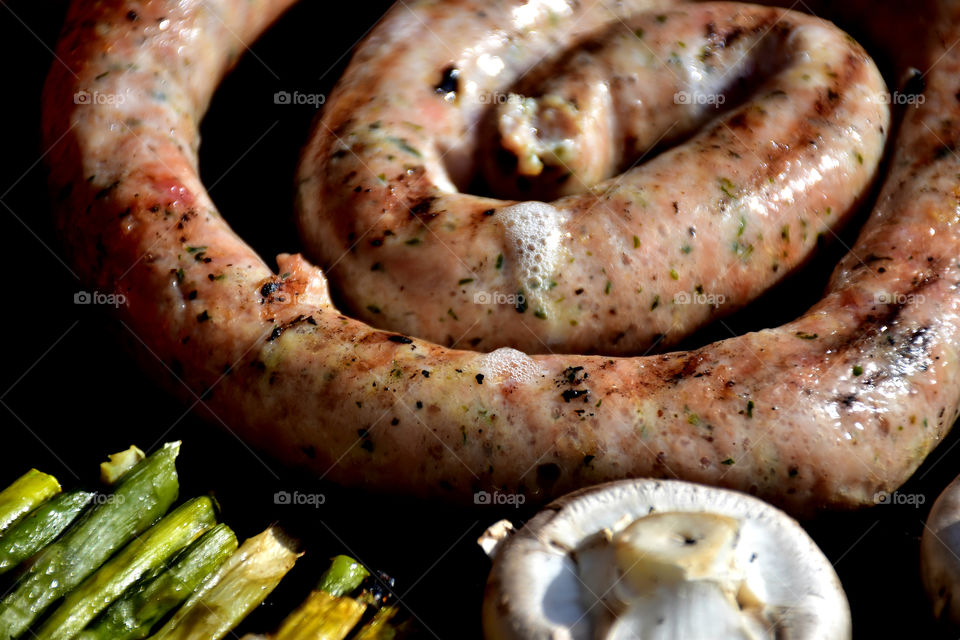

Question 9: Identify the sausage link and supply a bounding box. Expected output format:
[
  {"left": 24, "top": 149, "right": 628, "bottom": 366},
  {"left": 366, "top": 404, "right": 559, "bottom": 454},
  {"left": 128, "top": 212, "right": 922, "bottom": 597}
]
[
  {"left": 297, "top": 2, "right": 889, "bottom": 354},
  {"left": 41, "top": 0, "right": 960, "bottom": 514}
]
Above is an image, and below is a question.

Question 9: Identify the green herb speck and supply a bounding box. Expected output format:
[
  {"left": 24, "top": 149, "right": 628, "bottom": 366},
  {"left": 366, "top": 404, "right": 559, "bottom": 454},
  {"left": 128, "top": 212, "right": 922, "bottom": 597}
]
[
  {"left": 386, "top": 136, "right": 422, "bottom": 158},
  {"left": 719, "top": 177, "right": 738, "bottom": 199}
]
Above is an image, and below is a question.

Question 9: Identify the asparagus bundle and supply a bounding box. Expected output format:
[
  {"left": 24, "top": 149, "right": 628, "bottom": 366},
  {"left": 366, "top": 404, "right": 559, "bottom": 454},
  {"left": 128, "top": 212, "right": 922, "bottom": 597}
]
[
  {"left": 0, "top": 442, "right": 181, "bottom": 639},
  {"left": 0, "top": 444, "right": 417, "bottom": 639}
]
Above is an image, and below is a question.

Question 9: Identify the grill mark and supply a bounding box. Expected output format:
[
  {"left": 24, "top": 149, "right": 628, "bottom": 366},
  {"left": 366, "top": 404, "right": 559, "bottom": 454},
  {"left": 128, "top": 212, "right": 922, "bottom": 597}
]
[{"left": 709, "top": 45, "right": 871, "bottom": 194}]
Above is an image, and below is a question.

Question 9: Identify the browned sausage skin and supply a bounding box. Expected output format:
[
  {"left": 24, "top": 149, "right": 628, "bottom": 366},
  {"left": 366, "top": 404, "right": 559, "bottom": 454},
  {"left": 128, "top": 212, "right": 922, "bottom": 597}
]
[{"left": 42, "top": 0, "right": 960, "bottom": 515}]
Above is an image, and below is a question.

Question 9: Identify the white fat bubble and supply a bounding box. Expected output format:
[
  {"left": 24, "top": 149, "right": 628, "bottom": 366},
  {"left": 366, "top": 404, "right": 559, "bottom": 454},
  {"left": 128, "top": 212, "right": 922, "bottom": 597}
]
[
  {"left": 498, "top": 201, "right": 567, "bottom": 294},
  {"left": 478, "top": 347, "right": 543, "bottom": 385}
]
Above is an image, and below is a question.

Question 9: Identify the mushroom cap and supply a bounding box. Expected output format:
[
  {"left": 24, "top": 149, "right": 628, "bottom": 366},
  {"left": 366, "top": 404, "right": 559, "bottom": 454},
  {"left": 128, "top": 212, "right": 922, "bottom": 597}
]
[
  {"left": 482, "top": 479, "right": 850, "bottom": 640},
  {"left": 922, "top": 472, "right": 960, "bottom": 623}
]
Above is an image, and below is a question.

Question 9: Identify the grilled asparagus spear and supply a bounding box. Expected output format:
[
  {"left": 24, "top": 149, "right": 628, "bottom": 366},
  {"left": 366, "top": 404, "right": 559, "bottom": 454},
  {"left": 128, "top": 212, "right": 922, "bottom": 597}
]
[
  {"left": 0, "top": 490, "right": 92, "bottom": 575},
  {"left": 317, "top": 555, "right": 370, "bottom": 597},
  {"left": 0, "top": 469, "right": 60, "bottom": 534},
  {"left": 100, "top": 446, "right": 145, "bottom": 485},
  {"left": 352, "top": 606, "right": 415, "bottom": 640}
]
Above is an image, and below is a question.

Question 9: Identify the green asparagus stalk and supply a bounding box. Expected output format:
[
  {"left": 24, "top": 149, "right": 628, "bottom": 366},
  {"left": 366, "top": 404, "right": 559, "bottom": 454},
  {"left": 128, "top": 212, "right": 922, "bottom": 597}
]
[
  {"left": 77, "top": 523, "right": 238, "bottom": 640},
  {"left": 352, "top": 606, "right": 413, "bottom": 640},
  {"left": 0, "top": 490, "right": 92, "bottom": 575},
  {"left": 274, "top": 591, "right": 366, "bottom": 640},
  {"left": 0, "top": 442, "right": 181, "bottom": 639},
  {"left": 100, "top": 445, "right": 145, "bottom": 485},
  {"left": 148, "top": 526, "right": 301, "bottom": 640},
  {"left": 272, "top": 555, "right": 370, "bottom": 640},
  {"left": 0, "top": 469, "right": 60, "bottom": 534},
  {"left": 317, "top": 555, "right": 369, "bottom": 597},
  {"left": 35, "top": 495, "right": 216, "bottom": 640}
]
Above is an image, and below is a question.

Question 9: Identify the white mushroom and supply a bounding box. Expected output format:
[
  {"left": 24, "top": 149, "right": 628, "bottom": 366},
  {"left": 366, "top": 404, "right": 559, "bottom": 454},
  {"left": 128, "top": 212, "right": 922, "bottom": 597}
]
[
  {"left": 922, "top": 473, "right": 960, "bottom": 623},
  {"left": 481, "top": 479, "right": 850, "bottom": 640}
]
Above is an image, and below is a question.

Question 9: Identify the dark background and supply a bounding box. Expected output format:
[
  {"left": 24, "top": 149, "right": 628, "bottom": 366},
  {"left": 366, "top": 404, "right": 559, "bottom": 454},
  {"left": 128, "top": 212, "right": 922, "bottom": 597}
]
[{"left": 1, "top": 1, "right": 958, "bottom": 637}]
